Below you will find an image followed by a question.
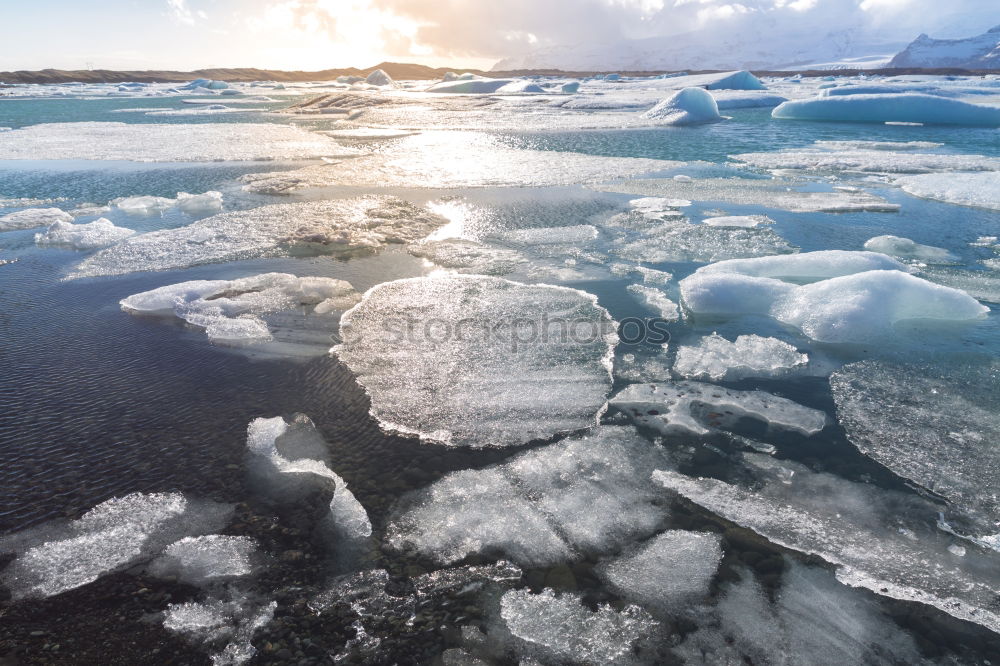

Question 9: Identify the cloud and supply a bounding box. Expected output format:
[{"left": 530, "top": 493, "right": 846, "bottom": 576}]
[{"left": 166, "top": 0, "right": 195, "bottom": 24}]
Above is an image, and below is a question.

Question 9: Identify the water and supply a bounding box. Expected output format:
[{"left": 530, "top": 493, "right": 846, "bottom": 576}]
[{"left": 1, "top": 78, "right": 999, "bottom": 664}]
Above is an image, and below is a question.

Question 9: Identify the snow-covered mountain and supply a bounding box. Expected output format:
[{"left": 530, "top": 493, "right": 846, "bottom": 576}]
[
  {"left": 888, "top": 26, "right": 1000, "bottom": 69},
  {"left": 492, "top": 23, "right": 906, "bottom": 72}
]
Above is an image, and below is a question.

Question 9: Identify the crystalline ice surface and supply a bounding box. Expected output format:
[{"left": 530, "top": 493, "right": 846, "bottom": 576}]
[
  {"left": 627, "top": 284, "right": 679, "bottom": 320},
  {"left": 772, "top": 93, "right": 1000, "bottom": 127},
  {"left": 896, "top": 172, "right": 1000, "bottom": 210},
  {"left": 597, "top": 530, "right": 723, "bottom": 612},
  {"left": 610, "top": 381, "right": 826, "bottom": 437},
  {"left": 0, "top": 207, "right": 73, "bottom": 231},
  {"left": 164, "top": 596, "right": 276, "bottom": 666},
  {"left": 0, "top": 492, "right": 232, "bottom": 599},
  {"left": 335, "top": 274, "right": 618, "bottom": 448},
  {"left": 387, "top": 426, "right": 672, "bottom": 566},
  {"left": 653, "top": 454, "right": 1000, "bottom": 634},
  {"left": 73, "top": 196, "right": 444, "bottom": 278},
  {"left": 121, "top": 273, "right": 360, "bottom": 346},
  {"left": 148, "top": 535, "right": 257, "bottom": 586},
  {"left": 733, "top": 147, "right": 1000, "bottom": 175},
  {"left": 499, "top": 588, "right": 659, "bottom": 666},
  {"left": 831, "top": 359, "right": 1000, "bottom": 531},
  {"left": 611, "top": 219, "right": 796, "bottom": 264},
  {"left": 642, "top": 88, "right": 723, "bottom": 126},
  {"left": 673, "top": 333, "right": 808, "bottom": 381},
  {"left": 863, "top": 235, "right": 957, "bottom": 263},
  {"left": 34, "top": 218, "right": 135, "bottom": 250},
  {"left": 701, "top": 214, "right": 774, "bottom": 228},
  {"left": 0, "top": 122, "right": 353, "bottom": 162}
]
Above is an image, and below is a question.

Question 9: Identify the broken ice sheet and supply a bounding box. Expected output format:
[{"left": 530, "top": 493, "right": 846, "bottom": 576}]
[
  {"left": 609, "top": 218, "right": 797, "bottom": 264},
  {"left": 121, "top": 273, "right": 360, "bottom": 353},
  {"left": 71, "top": 196, "right": 445, "bottom": 279},
  {"left": 653, "top": 454, "right": 1000, "bottom": 635},
  {"left": 387, "top": 426, "right": 672, "bottom": 567},
  {"left": 0, "top": 493, "right": 232, "bottom": 599},
  {"left": 334, "top": 274, "right": 618, "bottom": 448},
  {"left": 896, "top": 172, "right": 1000, "bottom": 211},
  {"left": 610, "top": 381, "right": 826, "bottom": 437},
  {"left": 164, "top": 594, "right": 276, "bottom": 666},
  {"left": 672, "top": 333, "right": 808, "bottom": 381},
  {"left": 499, "top": 588, "right": 659, "bottom": 666},
  {"left": 732, "top": 146, "right": 1000, "bottom": 176},
  {"left": 831, "top": 359, "right": 1000, "bottom": 534},
  {"left": 148, "top": 535, "right": 257, "bottom": 586},
  {"left": 591, "top": 177, "right": 900, "bottom": 213}
]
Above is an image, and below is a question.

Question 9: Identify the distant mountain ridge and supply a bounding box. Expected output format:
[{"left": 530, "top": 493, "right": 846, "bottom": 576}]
[{"left": 889, "top": 26, "right": 1000, "bottom": 69}]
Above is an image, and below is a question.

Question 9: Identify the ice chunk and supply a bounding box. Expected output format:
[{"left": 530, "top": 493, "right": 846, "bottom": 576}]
[
  {"left": 121, "top": 273, "right": 360, "bottom": 347},
  {"left": 0, "top": 493, "right": 232, "bottom": 599},
  {"left": 732, "top": 148, "right": 1000, "bottom": 175},
  {"left": 365, "top": 69, "right": 394, "bottom": 87},
  {"left": 164, "top": 596, "right": 276, "bottom": 666},
  {"left": 693, "top": 250, "right": 908, "bottom": 282},
  {"left": 712, "top": 91, "right": 787, "bottom": 109},
  {"left": 409, "top": 238, "right": 528, "bottom": 276},
  {"left": 387, "top": 426, "right": 672, "bottom": 566},
  {"left": 597, "top": 530, "right": 722, "bottom": 612},
  {"left": 0, "top": 207, "right": 73, "bottom": 231},
  {"left": 919, "top": 266, "right": 1000, "bottom": 304},
  {"left": 673, "top": 333, "right": 808, "bottom": 381},
  {"left": 34, "top": 218, "right": 135, "bottom": 250},
  {"left": 177, "top": 191, "right": 224, "bottom": 215},
  {"left": 148, "top": 535, "right": 256, "bottom": 586},
  {"left": 113, "top": 195, "right": 175, "bottom": 216},
  {"left": 561, "top": 81, "right": 580, "bottom": 93},
  {"left": 610, "top": 264, "right": 672, "bottom": 285},
  {"left": 831, "top": 360, "right": 1000, "bottom": 531},
  {"left": 610, "top": 381, "right": 826, "bottom": 437},
  {"left": 642, "top": 88, "right": 723, "bottom": 126},
  {"left": 701, "top": 214, "right": 773, "bottom": 228},
  {"left": 772, "top": 94, "right": 1000, "bottom": 127},
  {"left": 611, "top": 219, "right": 796, "bottom": 264},
  {"left": 659, "top": 70, "right": 766, "bottom": 91},
  {"left": 897, "top": 172, "right": 1000, "bottom": 210},
  {"left": 500, "top": 588, "right": 659, "bottom": 666},
  {"left": 425, "top": 77, "right": 517, "bottom": 94},
  {"left": 863, "top": 235, "right": 957, "bottom": 263},
  {"left": 653, "top": 454, "right": 1000, "bottom": 635},
  {"left": 334, "top": 275, "right": 617, "bottom": 448},
  {"left": 73, "top": 196, "right": 444, "bottom": 278},
  {"left": 627, "top": 284, "right": 679, "bottom": 320},
  {"left": 0, "top": 122, "right": 351, "bottom": 162}
]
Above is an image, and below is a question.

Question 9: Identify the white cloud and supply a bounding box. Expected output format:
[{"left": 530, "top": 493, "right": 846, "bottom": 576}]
[{"left": 166, "top": 0, "right": 195, "bottom": 24}]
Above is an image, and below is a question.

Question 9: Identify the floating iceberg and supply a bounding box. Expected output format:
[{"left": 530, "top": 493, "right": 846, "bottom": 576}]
[
  {"left": 610, "top": 381, "right": 826, "bottom": 437},
  {"left": 712, "top": 91, "right": 787, "bottom": 109},
  {"left": 34, "top": 218, "right": 135, "bottom": 249},
  {"left": 121, "top": 273, "right": 360, "bottom": 347},
  {"left": 673, "top": 333, "right": 808, "bottom": 381},
  {"left": 148, "top": 535, "right": 256, "bottom": 586},
  {"left": 335, "top": 275, "right": 617, "bottom": 448},
  {"left": 73, "top": 196, "right": 444, "bottom": 278},
  {"left": 653, "top": 454, "right": 1000, "bottom": 635},
  {"left": 365, "top": 69, "right": 394, "bottom": 86},
  {"left": 0, "top": 207, "right": 73, "bottom": 231},
  {"left": 831, "top": 360, "right": 1000, "bottom": 531},
  {"left": 694, "top": 250, "right": 908, "bottom": 281},
  {"left": 596, "top": 530, "right": 723, "bottom": 612},
  {"left": 659, "top": 70, "right": 766, "bottom": 91},
  {"left": 499, "top": 588, "right": 659, "bottom": 666},
  {"left": 387, "top": 426, "right": 672, "bottom": 566},
  {"left": 863, "top": 235, "right": 957, "bottom": 263},
  {"left": 896, "top": 172, "right": 1000, "bottom": 210},
  {"left": 642, "top": 87, "right": 723, "bottom": 126},
  {"left": 425, "top": 77, "right": 517, "bottom": 94},
  {"left": 112, "top": 191, "right": 224, "bottom": 217},
  {"left": 0, "top": 493, "right": 232, "bottom": 599},
  {"left": 0, "top": 122, "right": 350, "bottom": 162},
  {"left": 772, "top": 94, "right": 1000, "bottom": 127}
]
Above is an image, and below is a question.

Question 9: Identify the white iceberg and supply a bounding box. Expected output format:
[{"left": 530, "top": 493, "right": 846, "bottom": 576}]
[
  {"left": 772, "top": 93, "right": 1000, "bottom": 127},
  {"left": 34, "top": 218, "right": 135, "bottom": 249},
  {"left": 334, "top": 275, "right": 617, "bottom": 448},
  {"left": 642, "top": 87, "right": 723, "bottom": 126},
  {"left": 863, "top": 235, "right": 957, "bottom": 263},
  {"left": 365, "top": 69, "right": 394, "bottom": 86}
]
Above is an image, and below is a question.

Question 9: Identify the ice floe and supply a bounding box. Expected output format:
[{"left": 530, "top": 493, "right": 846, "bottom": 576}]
[
  {"left": 596, "top": 530, "right": 723, "bottom": 612},
  {"left": 672, "top": 333, "right": 808, "bottom": 381},
  {"left": 610, "top": 382, "right": 826, "bottom": 437},
  {"left": 148, "top": 535, "right": 257, "bottom": 586},
  {"left": 831, "top": 360, "right": 1000, "bottom": 533},
  {"left": 34, "top": 218, "right": 135, "bottom": 249},
  {"left": 0, "top": 207, "right": 73, "bottom": 231},
  {"left": 121, "top": 273, "right": 360, "bottom": 348},
  {"left": 115, "top": 191, "right": 223, "bottom": 216},
  {"left": 610, "top": 218, "right": 796, "bottom": 264},
  {"left": 694, "top": 250, "right": 908, "bottom": 281},
  {"left": 733, "top": 146, "right": 1000, "bottom": 175},
  {"left": 863, "top": 235, "right": 958, "bottom": 263},
  {"left": 653, "top": 454, "right": 1000, "bottom": 634},
  {"left": 499, "top": 588, "right": 659, "bottom": 665},
  {"left": 335, "top": 275, "right": 617, "bottom": 448},
  {"left": 701, "top": 214, "right": 774, "bottom": 228},
  {"left": 0, "top": 122, "right": 352, "bottom": 162},
  {"left": 73, "top": 196, "right": 444, "bottom": 278},
  {"left": 387, "top": 426, "right": 671, "bottom": 566},
  {"left": 164, "top": 595, "right": 276, "bottom": 666},
  {"left": 643, "top": 88, "right": 723, "bottom": 126},
  {"left": 772, "top": 94, "right": 1000, "bottom": 127},
  {"left": 0, "top": 492, "right": 232, "bottom": 599},
  {"left": 896, "top": 172, "right": 1000, "bottom": 210},
  {"left": 627, "top": 284, "right": 680, "bottom": 320}
]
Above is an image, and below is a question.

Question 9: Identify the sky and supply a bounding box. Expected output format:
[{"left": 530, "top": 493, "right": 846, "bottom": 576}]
[{"left": 0, "top": 0, "right": 996, "bottom": 72}]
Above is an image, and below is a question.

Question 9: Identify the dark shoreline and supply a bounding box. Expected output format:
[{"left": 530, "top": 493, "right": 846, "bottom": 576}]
[{"left": 0, "top": 61, "right": 995, "bottom": 85}]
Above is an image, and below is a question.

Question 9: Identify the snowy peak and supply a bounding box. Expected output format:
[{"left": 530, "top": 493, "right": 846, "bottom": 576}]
[{"left": 889, "top": 26, "right": 1000, "bottom": 69}]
